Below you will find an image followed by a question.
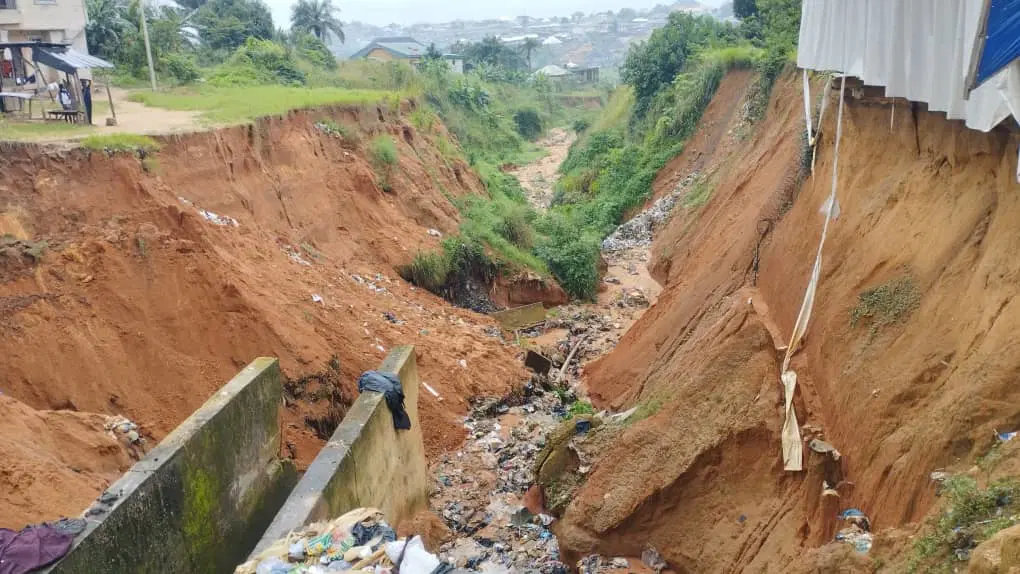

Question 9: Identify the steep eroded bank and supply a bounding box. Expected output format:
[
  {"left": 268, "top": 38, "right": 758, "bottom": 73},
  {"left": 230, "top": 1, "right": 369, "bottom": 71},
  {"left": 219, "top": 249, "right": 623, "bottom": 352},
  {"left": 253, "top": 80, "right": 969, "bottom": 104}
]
[
  {"left": 557, "top": 70, "right": 1020, "bottom": 572},
  {"left": 0, "top": 104, "right": 529, "bottom": 528}
]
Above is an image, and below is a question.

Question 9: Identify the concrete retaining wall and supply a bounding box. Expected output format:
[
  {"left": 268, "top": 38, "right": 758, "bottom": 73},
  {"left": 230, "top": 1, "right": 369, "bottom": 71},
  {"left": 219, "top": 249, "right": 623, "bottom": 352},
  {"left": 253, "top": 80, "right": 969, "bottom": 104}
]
[
  {"left": 47, "top": 358, "right": 298, "bottom": 574},
  {"left": 251, "top": 345, "right": 429, "bottom": 556}
]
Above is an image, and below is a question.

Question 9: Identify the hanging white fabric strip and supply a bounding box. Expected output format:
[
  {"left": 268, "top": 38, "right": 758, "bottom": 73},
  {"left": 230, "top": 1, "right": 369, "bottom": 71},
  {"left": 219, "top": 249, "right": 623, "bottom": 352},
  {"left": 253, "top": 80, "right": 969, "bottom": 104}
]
[
  {"left": 781, "top": 73, "right": 848, "bottom": 472},
  {"left": 803, "top": 69, "right": 814, "bottom": 145}
]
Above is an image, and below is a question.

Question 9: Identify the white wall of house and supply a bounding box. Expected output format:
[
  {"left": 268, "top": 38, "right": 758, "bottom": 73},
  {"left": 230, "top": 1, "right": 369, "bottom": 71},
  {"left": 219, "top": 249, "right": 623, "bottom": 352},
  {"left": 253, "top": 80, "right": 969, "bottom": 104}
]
[{"left": 1, "top": 0, "right": 91, "bottom": 82}]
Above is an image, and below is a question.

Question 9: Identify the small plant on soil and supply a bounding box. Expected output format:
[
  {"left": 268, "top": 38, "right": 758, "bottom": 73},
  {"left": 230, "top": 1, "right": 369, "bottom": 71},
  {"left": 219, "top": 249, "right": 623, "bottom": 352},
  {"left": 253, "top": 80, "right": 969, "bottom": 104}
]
[
  {"left": 369, "top": 135, "right": 399, "bottom": 191},
  {"left": 567, "top": 400, "right": 595, "bottom": 418},
  {"left": 850, "top": 276, "right": 922, "bottom": 329},
  {"left": 498, "top": 207, "right": 534, "bottom": 249},
  {"left": 908, "top": 476, "right": 1020, "bottom": 573},
  {"left": 682, "top": 175, "right": 714, "bottom": 209},
  {"left": 406, "top": 251, "right": 449, "bottom": 292}
]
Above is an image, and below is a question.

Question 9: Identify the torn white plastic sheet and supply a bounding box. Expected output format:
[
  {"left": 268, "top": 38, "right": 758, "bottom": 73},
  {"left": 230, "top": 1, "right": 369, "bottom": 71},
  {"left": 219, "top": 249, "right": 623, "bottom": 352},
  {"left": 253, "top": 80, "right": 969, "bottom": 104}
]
[
  {"left": 781, "top": 74, "right": 848, "bottom": 472},
  {"left": 798, "top": 0, "right": 1020, "bottom": 133},
  {"left": 803, "top": 69, "right": 814, "bottom": 145}
]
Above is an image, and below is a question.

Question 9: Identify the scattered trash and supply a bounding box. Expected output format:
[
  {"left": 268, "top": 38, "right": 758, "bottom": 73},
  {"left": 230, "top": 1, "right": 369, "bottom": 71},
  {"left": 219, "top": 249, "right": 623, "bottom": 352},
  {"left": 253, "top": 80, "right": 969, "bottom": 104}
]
[
  {"left": 835, "top": 526, "right": 873, "bottom": 554},
  {"left": 838, "top": 508, "right": 871, "bottom": 532},
  {"left": 428, "top": 229, "right": 443, "bottom": 237},
  {"left": 459, "top": 359, "right": 468, "bottom": 369},
  {"left": 0, "top": 523, "right": 74, "bottom": 573},
  {"left": 311, "top": 294, "right": 323, "bottom": 304},
  {"left": 383, "top": 312, "right": 404, "bottom": 325},
  {"left": 998, "top": 430, "right": 1018, "bottom": 442},
  {"left": 641, "top": 546, "right": 667, "bottom": 573},
  {"left": 808, "top": 438, "right": 841, "bottom": 459},
  {"left": 602, "top": 173, "right": 699, "bottom": 252},
  {"left": 422, "top": 382, "right": 442, "bottom": 399},
  {"left": 575, "top": 420, "right": 592, "bottom": 435},
  {"left": 237, "top": 508, "right": 412, "bottom": 573},
  {"left": 282, "top": 245, "right": 312, "bottom": 266},
  {"left": 198, "top": 208, "right": 239, "bottom": 227}
]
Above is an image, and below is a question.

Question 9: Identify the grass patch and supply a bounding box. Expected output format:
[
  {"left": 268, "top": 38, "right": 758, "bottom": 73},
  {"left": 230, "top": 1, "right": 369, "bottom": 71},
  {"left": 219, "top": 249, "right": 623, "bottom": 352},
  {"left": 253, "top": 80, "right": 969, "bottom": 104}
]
[
  {"left": 567, "top": 400, "right": 595, "bottom": 418},
  {"left": 908, "top": 476, "right": 1020, "bottom": 573},
  {"left": 0, "top": 120, "right": 95, "bottom": 141},
  {"left": 407, "top": 251, "right": 450, "bottom": 292},
  {"left": 630, "top": 398, "right": 664, "bottom": 423},
  {"left": 128, "top": 86, "right": 398, "bottom": 125},
  {"left": 850, "top": 276, "right": 922, "bottom": 329},
  {"left": 682, "top": 175, "right": 715, "bottom": 209},
  {"left": 369, "top": 135, "right": 398, "bottom": 166},
  {"left": 80, "top": 133, "right": 160, "bottom": 153}
]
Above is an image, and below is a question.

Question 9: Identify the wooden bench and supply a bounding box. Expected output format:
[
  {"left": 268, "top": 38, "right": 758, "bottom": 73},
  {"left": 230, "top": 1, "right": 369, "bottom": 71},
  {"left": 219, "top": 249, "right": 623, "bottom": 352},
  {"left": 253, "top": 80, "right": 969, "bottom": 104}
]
[{"left": 46, "top": 109, "right": 83, "bottom": 123}]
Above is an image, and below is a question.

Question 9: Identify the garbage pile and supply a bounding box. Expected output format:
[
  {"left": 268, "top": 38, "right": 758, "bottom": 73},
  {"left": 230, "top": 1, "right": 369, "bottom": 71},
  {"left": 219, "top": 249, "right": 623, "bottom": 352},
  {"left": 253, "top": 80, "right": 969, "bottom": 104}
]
[
  {"left": 237, "top": 508, "right": 452, "bottom": 574},
  {"left": 601, "top": 172, "right": 699, "bottom": 252},
  {"left": 430, "top": 384, "right": 570, "bottom": 573},
  {"left": 834, "top": 508, "right": 872, "bottom": 554}
]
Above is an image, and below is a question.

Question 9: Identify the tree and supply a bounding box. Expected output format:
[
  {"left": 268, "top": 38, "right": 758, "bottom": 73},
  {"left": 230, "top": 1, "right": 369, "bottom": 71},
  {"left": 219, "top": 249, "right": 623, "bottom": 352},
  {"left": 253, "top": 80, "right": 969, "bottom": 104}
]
[
  {"left": 86, "top": 0, "right": 131, "bottom": 58},
  {"left": 617, "top": 7, "right": 637, "bottom": 21},
  {"left": 571, "top": 11, "right": 585, "bottom": 23},
  {"left": 424, "top": 43, "right": 443, "bottom": 61},
  {"left": 621, "top": 12, "right": 729, "bottom": 116},
  {"left": 461, "top": 36, "right": 525, "bottom": 71},
  {"left": 520, "top": 37, "right": 540, "bottom": 71},
  {"left": 195, "top": 0, "right": 273, "bottom": 51},
  {"left": 734, "top": 0, "right": 758, "bottom": 19},
  {"left": 290, "top": 0, "right": 344, "bottom": 43}
]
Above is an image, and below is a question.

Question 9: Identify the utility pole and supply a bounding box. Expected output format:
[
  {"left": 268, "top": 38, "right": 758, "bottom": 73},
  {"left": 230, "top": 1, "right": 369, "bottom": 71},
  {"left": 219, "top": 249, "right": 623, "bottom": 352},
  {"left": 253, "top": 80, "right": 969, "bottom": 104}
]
[{"left": 139, "top": 0, "right": 157, "bottom": 90}]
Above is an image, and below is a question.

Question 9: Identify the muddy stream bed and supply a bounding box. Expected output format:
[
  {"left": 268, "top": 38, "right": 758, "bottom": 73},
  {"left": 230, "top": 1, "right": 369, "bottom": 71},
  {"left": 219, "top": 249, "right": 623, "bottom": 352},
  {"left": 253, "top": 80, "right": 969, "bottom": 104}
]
[{"left": 424, "top": 130, "right": 671, "bottom": 573}]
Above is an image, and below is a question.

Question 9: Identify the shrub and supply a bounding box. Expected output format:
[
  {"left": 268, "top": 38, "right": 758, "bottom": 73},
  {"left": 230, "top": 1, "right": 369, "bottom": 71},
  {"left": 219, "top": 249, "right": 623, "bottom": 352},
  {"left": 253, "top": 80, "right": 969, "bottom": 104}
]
[
  {"left": 210, "top": 38, "right": 305, "bottom": 87},
  {"left": 294, "top": 32, "right": 336, "bottom": 70},
  {"left": 406, "top": 251, "right": 449, "bottom": 292},
  {"left": 909, "top": 477, "right": 1020, "bottom": 573},
  {"left": 369, "top": 136, "right": 398, "bottom": 167},
  {"left": 513, "top": 107, "right": 543, "bottom": 140},
  {"left": 163, "top": 53, "right": 201, "bottom": 84},
  {"left": 498, "top": 206, "right": 534, "bottom": 249},
  {"left": 571, "top": 117, "right": 591, "bottom": 134},
  {"left": 850, "top": 276, "right": 922, "bottom": 329},
  {"left": 535, "top": 223, "right": 601, "bottom": 300}
]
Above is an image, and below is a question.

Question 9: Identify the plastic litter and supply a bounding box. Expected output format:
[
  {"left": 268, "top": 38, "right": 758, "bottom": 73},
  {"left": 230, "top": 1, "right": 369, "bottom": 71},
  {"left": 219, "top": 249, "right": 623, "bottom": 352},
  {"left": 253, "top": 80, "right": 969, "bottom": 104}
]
[{"left": 998, "top": 431, "right": 1018, "bottom": 442}]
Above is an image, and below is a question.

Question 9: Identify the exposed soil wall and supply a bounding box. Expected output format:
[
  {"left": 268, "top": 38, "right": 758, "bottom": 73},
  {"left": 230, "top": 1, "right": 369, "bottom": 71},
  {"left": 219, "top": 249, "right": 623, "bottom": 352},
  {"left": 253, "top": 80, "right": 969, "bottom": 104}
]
[
  {"left": 558, "top": 69, "right": 1020, "bottom": 571},
  {"left": 0, "top": 104, "right": 527, "bottom": 529}
]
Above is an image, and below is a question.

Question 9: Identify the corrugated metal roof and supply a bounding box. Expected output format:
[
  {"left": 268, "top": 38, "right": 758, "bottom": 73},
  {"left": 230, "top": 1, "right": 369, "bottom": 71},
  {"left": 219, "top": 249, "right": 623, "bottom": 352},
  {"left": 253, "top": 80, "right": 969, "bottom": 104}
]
[
  {"left": 351, "top": 37, "right": 427, "bottom": 59},
  {"left": 33, "top": 47, "right": 114, "bottom": 74}
]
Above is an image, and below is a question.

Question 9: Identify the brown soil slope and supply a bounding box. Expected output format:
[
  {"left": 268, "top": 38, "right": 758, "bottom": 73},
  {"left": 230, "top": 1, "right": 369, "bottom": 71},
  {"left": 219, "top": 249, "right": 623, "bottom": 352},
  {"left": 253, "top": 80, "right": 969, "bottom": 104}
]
[
  {"left": 0, "top": 104, "right": 527, "bottom": 528},
  {"left": 559, "top": 70, "right": 1020, "bottom": 572}
]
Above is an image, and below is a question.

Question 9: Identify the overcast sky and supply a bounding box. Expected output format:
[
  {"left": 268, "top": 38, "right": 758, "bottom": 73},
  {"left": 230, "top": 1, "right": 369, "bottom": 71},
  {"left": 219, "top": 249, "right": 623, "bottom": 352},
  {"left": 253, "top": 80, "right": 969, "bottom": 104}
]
[{"left": 265, "top": 0, "right": 726, "bottom": 30}]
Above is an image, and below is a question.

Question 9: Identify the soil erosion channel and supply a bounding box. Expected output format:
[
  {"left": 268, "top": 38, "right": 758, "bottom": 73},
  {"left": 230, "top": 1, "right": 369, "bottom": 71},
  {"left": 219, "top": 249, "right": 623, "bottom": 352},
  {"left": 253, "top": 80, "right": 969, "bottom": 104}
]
[{"left": 425, "top": 130, "right": 664, "bottom": 571}]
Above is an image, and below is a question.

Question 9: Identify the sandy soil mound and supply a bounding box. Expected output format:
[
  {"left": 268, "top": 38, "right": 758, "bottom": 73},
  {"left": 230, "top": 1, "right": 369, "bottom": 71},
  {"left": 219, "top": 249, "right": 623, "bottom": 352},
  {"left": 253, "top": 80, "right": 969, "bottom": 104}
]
[
  {"left": 0, "top": 104, "right": 528, "bottom": 528},
  {"left": 558, "top": 68, "right": 1020, "bottom": 572}
]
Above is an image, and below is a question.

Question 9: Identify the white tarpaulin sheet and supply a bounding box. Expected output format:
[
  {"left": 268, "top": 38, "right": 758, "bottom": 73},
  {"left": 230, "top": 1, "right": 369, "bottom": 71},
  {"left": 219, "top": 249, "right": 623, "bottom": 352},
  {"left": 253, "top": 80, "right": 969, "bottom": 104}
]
[{"left": 798, "top": 0, "right": 1020, "bottom": 133}]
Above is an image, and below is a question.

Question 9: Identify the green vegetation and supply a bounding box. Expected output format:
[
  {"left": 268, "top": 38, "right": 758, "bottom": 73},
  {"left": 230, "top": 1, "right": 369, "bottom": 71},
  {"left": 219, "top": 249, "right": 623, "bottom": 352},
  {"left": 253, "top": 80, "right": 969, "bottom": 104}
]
[
  {"left": 81, "top": 133, "right": 160, "bottom": 153},
  {"left": 129, "top": 86, "right": 394, "bottom": 124},
  {"left": 567, "top": 400, "right": 595, "bottom": 418},
  {"left": 0, "top": 120, "right": 95, "bottom": 141},
  {"left": 850, "top": 276, "right": 922, "bottom": 329},
  {"left": 369, "top": 136, "right": 399, "bottom": 191},
  {"left": 909, "top": 476, "right": 1020, "bottom": 573}
]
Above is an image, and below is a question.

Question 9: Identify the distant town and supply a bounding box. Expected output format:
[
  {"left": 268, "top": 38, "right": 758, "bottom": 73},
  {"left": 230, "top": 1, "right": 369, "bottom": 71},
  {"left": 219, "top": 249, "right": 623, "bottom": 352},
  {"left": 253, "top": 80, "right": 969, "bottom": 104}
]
[{"left": 335, "top": 1, "right": 735, "bottom": 74}]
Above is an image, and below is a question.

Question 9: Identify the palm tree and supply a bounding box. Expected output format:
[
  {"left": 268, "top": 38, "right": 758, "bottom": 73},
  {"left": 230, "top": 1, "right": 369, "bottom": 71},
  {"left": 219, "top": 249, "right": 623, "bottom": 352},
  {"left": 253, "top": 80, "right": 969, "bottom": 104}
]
[
  {"left": 86, "top": 0, "right": 132, "bottom": 58},
  {"left": 290, "top": 0, "right": 344, "bottom": 43},
  {"left": 520, "top": 37, "right": 540, "bottom": 71}
]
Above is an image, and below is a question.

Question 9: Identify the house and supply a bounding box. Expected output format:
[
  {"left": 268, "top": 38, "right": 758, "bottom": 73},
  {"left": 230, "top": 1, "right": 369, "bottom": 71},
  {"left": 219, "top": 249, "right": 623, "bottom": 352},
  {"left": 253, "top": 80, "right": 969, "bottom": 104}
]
[
  {"left": 0, "top": 0, "right": 88, "bottom": 55},
  {"left": 350, "top": 37, "right": 464, "bottom": 73}
]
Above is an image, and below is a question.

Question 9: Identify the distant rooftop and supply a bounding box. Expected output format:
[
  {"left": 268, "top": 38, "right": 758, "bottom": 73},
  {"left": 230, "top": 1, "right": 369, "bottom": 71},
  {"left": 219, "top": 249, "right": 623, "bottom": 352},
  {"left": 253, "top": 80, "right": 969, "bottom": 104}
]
[{"left": 350, "top": 37, "right": 427, "bottom": 59}]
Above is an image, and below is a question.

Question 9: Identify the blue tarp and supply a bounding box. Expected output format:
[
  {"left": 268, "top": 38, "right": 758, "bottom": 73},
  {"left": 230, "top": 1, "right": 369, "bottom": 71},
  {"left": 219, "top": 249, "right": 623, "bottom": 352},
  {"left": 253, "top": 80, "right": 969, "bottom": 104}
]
[{"left": 973, "top": 0, "right": 1020, "bottom": 87}]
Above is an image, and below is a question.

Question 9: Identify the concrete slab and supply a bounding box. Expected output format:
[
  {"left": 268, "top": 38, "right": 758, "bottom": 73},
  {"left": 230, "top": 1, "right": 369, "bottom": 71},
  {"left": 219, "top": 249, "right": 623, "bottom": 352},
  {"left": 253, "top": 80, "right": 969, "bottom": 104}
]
[
  {"left": 492, "top": 302, "right": 547, "bottom": 330},
  {"left": 251, "top": 346, "right": 429, "bottom": 558}
]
